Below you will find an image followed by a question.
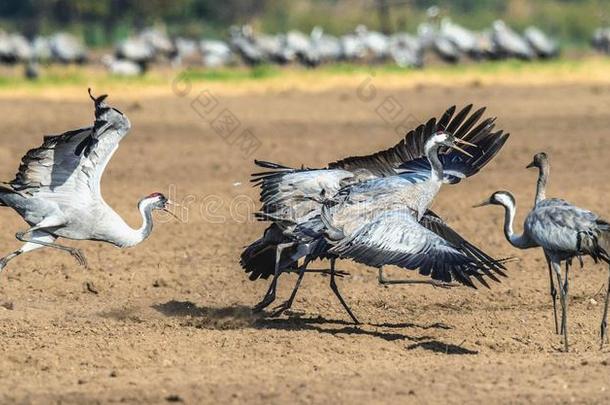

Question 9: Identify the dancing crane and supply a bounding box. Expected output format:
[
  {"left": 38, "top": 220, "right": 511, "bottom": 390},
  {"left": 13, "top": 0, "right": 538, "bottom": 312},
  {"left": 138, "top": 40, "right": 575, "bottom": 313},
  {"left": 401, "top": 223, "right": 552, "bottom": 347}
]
[
  {"left": 243, "top": 105, "right": 510, "bottom": 321},
  {"left": 0, "top": 89, "right": 172, "bottom": 271}
]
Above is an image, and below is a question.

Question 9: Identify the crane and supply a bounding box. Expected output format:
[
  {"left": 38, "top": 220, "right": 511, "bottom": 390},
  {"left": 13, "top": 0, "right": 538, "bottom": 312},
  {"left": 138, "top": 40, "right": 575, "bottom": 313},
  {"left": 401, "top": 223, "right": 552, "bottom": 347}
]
[
  {"left": 523, "top": 27, "right": 559, "bottom": 59},
  {"left": 474, "top": 153, "right": 610, "bottom": 351},
  {"left": 0, "top": 89, "right": 173, "bottom": 271},
  {"left": 490, "top": 20, "right": 534, "bottom": 60},
  {"left": 311, "top": 131, "right": 509, "bottom": 322},
  {"left": 242, "top": 105, "right": 510, "bottom": 320}
]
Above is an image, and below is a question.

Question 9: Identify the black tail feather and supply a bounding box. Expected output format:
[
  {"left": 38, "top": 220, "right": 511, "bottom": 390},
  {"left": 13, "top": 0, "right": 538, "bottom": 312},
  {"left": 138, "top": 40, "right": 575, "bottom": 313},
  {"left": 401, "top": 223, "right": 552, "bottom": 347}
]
[{"left": 240, "top": 224, "right": 299, "bottom": 281}]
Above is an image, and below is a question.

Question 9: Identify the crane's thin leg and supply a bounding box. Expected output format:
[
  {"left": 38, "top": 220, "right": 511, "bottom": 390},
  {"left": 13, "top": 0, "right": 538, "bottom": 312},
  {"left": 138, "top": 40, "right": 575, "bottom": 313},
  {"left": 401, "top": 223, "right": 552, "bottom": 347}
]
[
  {"left": 552, "top": 260, "right": 568, "bottom": 352},
  {"left": 329, "top": 258, "right": 359, "bottom": 324},
  {"left": 270, "top": 258, "right": 311, "bottom": 318},
  {"left": 561, "top": 261, "right": 570, "bottom": 335},
  {"left": 0, "top": 251, "right": 21, "bottom": 271},
  {"left": 377, "top": 267, "right": 455, "bottom": 288},
  {"left": 0, "top": 232, "right": 57, "bottom": 271},
  {"left": 16, "top": 220, "right": 87, "bottom": 267},
  {"left": 253, "top": 242, "right": 294, "bottom": 312},
  {"left": 600, "top": 265, "right": 610, "bottom": 349},
  {"left": 545, "top": 254, "right": 559, "bottom": 334}
]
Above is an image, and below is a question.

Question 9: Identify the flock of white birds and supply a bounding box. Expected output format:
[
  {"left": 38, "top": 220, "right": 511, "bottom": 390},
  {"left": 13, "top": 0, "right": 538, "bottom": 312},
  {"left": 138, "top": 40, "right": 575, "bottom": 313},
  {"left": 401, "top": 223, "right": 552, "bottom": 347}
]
[{"left": 0, "top": 15, "right": 569, "bottom": 78}]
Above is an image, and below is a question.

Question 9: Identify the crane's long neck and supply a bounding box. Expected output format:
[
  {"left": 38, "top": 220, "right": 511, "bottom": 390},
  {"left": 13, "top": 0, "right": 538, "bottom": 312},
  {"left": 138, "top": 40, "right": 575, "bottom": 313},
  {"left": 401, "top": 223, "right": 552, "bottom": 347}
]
[
  {"left": 136, "top": 201, "right": 155, "bottom": 243},
  {"left": 534, "top": 163, "right": 549, "bottom": 205},
  {"left": 425, "top": 144, "right": 444, "bottom": 182},
  {"left": 112, "top": 200, "right": 156, "bottom": 248},
  {"left": 500, "top": 199, "right": 532, "bottom": 249}
]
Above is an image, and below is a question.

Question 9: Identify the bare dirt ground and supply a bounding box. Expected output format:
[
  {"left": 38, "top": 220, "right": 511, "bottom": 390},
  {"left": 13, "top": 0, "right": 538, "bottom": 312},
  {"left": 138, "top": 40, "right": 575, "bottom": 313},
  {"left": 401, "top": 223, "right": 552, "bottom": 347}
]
[{"left": 1, "top": 81, "right": 610, "bottom": 404}]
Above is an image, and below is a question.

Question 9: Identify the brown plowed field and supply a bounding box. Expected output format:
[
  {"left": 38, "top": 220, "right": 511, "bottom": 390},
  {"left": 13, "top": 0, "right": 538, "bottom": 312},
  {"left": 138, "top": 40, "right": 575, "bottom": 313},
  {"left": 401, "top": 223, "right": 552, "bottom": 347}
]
[{"left": 1, "top": 81, "right": 610, "bottom": 404}]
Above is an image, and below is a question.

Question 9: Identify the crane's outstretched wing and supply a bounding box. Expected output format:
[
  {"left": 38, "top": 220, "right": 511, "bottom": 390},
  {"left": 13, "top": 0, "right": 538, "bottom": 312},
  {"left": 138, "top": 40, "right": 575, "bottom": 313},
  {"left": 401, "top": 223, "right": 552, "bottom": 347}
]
[
  {"left": 327, "top": 210, "right": 501, "bottom": 288},
  {"left": 420, "top": 210, "right": 508, "bottom": 281},
  {"left": 251, "top": 105, "right": 505, "bottom": 216},
  {"left": 7, "top": 89, "right": 131, "bottom": 201},
  {"left": 328, "top": 104, "right": 498, "bottom": 177}
]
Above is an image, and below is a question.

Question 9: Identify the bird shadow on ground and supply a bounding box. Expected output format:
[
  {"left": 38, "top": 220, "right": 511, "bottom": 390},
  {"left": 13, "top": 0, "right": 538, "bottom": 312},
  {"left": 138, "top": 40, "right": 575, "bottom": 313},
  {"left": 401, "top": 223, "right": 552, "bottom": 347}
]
[
  {"left": 259, "top": 316, "right": 434, "bottom": 343},
  {"left": 152, "top": 300, "right": 258, "bottom": 330},
  {"left": 151, "top": 300, "right": 457, "bottom": 344},
  {"left": 370, "top": 321, "right": 453, "bottom": 330},
  {"left": 405, "top": 340, "right": 478, "bottom": 355}
]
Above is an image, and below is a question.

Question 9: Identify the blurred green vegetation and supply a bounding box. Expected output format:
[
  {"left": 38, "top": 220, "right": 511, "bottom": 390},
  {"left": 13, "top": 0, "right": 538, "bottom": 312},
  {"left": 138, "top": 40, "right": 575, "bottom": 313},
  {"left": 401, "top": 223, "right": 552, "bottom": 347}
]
[
  {"left": 0, "top": 0, "right": 607, "bottom": 47},
  {"left": 0, "top": 56, "right": 605, "bottom": 90}
]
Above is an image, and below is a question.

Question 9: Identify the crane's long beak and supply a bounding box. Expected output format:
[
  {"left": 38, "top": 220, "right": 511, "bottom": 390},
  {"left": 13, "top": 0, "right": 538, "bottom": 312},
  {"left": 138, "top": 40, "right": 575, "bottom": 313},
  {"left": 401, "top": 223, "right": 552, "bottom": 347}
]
[
  {"left": 525, "top": 161, "right": 535, "bottom": 169},
  {"left": 162, "top": 200, "right": 181, "bottom": 221},
  {"left": 449, "top": 144, "right": 474, "bottom": 158},
  {"left": 455, "top": 138, "right": 477, "bottom": 148},
  {"left": 472, "top": 198, "right": 491, "bottom": 208}
]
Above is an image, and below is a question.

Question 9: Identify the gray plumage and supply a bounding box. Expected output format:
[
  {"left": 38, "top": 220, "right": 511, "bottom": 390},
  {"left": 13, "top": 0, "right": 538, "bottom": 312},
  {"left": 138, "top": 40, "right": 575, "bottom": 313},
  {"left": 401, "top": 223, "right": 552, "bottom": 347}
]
[
  {"left": 491, "top": 20, "right": 534, "bottom": 60},
  {"left": 115, "top": 37, "right": 155, "bottom": 67},
  {"left": 440, "top": 18, "right": 481, "bottom": 59},
  {"left": 592, "top": 28, "right": 610, "bottom": 54},
  {"left": 0, "top": 90, "right": 170, "bottom": 272},
  {"left": 433, "top": 35, "right": 460, "bottom": 63},
  {"left": 523, "top": 27, "right": 559, "bottom": 59},
  {"left": 339, "top": 34, "right": 366, "bottom": 61},
  {"left": 324, "top": 209, "right": 492, "bottom": 285},
  {"left": 476, "top": 152, "right": 610, "bottom": 351},
  {"left": 310, "top": 27, "right": 342, "bottom": 63},
  {"left": 102, "top": 55, "right": 143, "bottom": 76},
  {"left": 229, "top": 25, "right": 265, "bottom": 66},
  {"left": 389, "top": 33, "right": 423, "bottom": 68},
  {"left": 243, "top": 105, "right": 510, "bottom": 320},
  {"left": 200, "top": 40, "right": 233, "bottom": 68},
  {"left": 355, "top": 25, "right": 389, "bottom": 61},
  {"left": 49, "top": 32, "right": 87, "bottom": 64}
]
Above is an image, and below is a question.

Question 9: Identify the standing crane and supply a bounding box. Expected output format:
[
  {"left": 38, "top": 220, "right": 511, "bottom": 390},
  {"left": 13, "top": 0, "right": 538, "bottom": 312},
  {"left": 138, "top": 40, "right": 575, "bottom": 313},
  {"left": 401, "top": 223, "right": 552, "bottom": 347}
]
[
  {"left": 242, "top": 105, "right": 510, "bottom": 320},
  {"left": 49, "top": 32, "right": 87, "bottom": 64},
  {"left": 474, "top": 153, "right": 610, "bottom": 351},
  {"left": 523, "top": 27, "right": 559, "bottom": 59},
  {"left": 490, "top": 20, "right": 534, "bottom": 60},
  {"left": 0, "top": 89, "right": 172, "bottom": 271},
  {"left": 527, "top": 152, "right": 572, "bottom": 334}
]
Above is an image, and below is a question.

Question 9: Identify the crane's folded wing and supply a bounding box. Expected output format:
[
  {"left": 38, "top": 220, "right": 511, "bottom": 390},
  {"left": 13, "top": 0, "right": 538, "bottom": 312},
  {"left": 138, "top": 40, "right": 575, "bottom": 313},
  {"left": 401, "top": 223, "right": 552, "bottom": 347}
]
[{"left": 527, "top": 204, "right": 607, "bottom": 256}]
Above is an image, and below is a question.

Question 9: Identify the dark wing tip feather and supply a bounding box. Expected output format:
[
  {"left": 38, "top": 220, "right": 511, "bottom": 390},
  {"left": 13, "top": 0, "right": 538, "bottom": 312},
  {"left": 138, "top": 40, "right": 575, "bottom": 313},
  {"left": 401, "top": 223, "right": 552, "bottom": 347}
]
[{"left": 420, "top": 210, "right": 509, "bottom": 286}]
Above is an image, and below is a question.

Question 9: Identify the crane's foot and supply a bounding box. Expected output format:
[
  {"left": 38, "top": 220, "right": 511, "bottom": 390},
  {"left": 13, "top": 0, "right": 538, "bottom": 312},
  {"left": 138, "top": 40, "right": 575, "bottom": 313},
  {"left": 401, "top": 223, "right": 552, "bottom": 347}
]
[
  {"left": 296, "top": 268, "right": 349, "bottom": 278},
  {"left": 270, "top": 300, "right": 296, "bottom": 318},
  {"left": 429, "top": 282, "right": 457, "bottom": 289},
  {"left": 270, "top": 303, "right": 289, "bottom": 318},
  {"left": 69, "top": 248, "right": 88, "bottom": 268},
  {"left": 0, "top": 259, "right": 7, "bottom": 272},
  {"left": 378, "top": 277, "right": 456, "bottom": 289},
  {"left": 252, "top": 293, "right": 276, "bottom": 313}
]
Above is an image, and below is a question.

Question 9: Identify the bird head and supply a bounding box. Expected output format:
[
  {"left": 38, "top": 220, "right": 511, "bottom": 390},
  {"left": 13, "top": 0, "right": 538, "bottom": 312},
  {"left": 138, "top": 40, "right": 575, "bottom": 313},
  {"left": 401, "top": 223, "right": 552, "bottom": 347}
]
[
  {"left": 473, "top": 190, "right": 515, "bottom": 209},
  {"left": 140, "top": 192, "right": 174, "bottom": 213},
  {"left": 526, "top": 152, "right": 548, "bottom": 170},
  {"left": 426, "top": 130, "right": 476, "bottom": 158}
]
